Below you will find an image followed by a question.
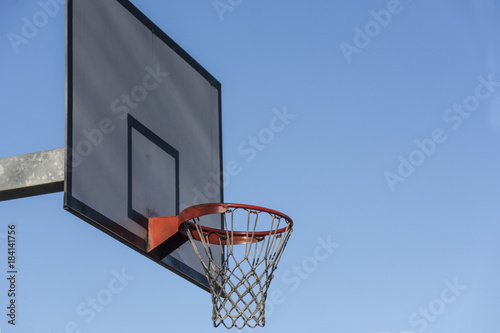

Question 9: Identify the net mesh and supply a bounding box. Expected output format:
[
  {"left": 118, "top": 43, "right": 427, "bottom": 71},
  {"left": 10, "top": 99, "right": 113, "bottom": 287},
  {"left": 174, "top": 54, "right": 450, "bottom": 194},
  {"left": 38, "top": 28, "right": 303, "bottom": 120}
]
[{"left": 183, "top": 207, "right": 293, "bottom": 329}]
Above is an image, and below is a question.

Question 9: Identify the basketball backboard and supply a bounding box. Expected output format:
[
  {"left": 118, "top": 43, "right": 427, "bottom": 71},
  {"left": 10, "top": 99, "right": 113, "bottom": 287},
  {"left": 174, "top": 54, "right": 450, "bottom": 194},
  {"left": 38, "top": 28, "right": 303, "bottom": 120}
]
[{"left": 64, "top": 0, "right": 223, "bottom": 290}]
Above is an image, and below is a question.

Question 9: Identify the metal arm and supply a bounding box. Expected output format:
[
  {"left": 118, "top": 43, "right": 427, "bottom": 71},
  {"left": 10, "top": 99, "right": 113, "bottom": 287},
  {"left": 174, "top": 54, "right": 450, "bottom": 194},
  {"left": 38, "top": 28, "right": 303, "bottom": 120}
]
[{"left": 0, "top": 148, "right": 64, "bottom": 201}]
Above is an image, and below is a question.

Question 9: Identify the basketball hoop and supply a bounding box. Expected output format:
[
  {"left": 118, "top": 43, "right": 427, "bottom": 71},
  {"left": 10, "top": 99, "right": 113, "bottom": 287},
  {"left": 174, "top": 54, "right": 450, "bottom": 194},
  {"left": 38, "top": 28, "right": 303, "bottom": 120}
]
[{"left": 152, "top": 203, "right": 293, "bottom": 329}]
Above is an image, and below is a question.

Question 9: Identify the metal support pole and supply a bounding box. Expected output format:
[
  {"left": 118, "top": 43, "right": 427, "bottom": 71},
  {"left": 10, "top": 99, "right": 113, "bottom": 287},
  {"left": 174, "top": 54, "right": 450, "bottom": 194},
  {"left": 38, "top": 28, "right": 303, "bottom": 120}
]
[{"left": 0, "top": 148, "right": 64, "bottom": 201}]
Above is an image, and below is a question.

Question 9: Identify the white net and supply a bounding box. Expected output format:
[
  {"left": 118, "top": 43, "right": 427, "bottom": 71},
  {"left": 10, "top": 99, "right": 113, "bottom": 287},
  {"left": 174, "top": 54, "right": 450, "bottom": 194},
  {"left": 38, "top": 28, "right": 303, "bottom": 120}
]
[{"left": 182, "top": 206, "right": 293, "bottom": 329}]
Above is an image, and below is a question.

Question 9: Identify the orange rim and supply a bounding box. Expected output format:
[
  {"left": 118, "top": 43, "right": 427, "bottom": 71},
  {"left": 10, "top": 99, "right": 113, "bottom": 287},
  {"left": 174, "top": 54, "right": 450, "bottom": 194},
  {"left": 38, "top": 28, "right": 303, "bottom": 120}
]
[{"left": 178, "top": 203, "right": 293, "bottom": 245}]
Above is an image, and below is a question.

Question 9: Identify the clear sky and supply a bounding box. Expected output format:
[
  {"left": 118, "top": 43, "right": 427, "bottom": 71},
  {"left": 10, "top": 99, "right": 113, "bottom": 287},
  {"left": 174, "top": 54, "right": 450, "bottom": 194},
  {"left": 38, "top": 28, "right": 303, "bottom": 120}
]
[{"left": 1, "top": 0, "right": 500, "bottom": 332}]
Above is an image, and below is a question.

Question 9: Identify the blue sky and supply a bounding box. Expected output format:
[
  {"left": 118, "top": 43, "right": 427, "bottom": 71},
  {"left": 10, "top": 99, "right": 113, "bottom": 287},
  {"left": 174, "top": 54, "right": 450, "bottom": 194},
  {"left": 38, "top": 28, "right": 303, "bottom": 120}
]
[{"left": 1, "top": 0, "right": 500, "bottom": 332}]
